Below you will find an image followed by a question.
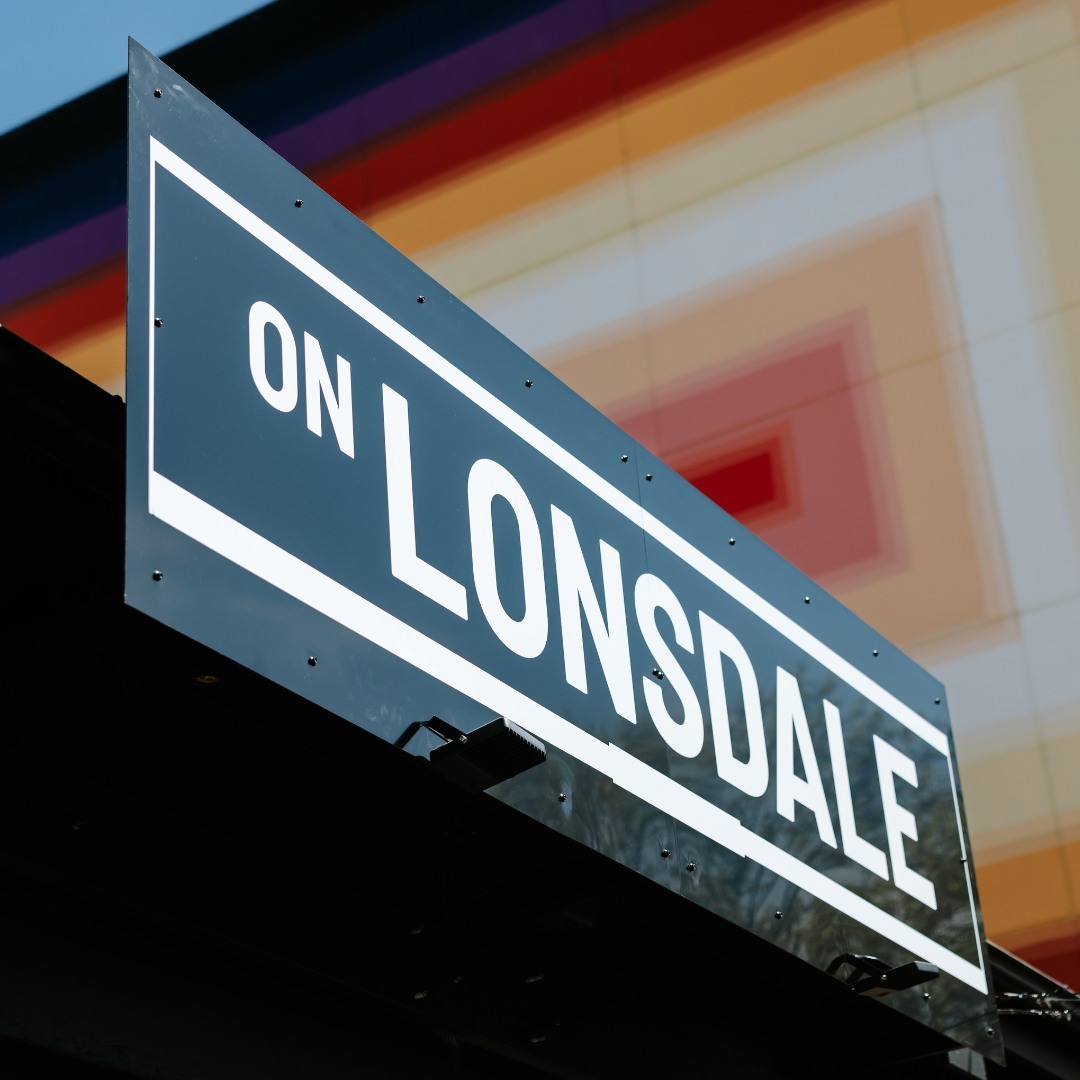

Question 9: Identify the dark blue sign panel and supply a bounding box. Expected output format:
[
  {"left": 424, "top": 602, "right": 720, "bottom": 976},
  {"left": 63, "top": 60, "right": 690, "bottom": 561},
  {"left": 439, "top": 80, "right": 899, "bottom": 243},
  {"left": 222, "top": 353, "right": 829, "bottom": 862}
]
[{"left": 126, "top": 42, "right": 997, "bottom": 1053}]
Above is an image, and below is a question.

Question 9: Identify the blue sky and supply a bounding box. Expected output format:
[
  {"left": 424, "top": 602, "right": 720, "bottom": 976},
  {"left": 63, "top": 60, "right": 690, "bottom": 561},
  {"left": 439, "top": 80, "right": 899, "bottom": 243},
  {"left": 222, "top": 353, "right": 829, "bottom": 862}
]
[{"left": 1, "top": 0, "right": 273, "bottom": 135}]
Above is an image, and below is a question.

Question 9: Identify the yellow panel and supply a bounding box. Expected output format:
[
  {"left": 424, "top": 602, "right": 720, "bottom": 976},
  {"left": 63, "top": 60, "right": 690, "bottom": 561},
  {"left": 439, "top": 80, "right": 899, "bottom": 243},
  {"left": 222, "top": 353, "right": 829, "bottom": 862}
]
[
  {"left": 1063, "top": 836, "right": 1080, "bottom": 906},
  {"left": 376, "top": 3, "right": 913, "bottom": 254},
  {"left": 625, "top": 63, "right": 921, "bottom": 229},
  {"left": 976, "top": 845, "right": 1073, "bottom": 936},
  {"left": 54, "top": 321, "right": 126, "bottom": 391},
  {"left": 367, "top": 114, "right": 628, "bottom": 256},
  {"left": 620, "top": 3, "right": 908, "bottom": 160},
  {"left": 900, "top": 0, "right": 1034, "bottom": 40}
]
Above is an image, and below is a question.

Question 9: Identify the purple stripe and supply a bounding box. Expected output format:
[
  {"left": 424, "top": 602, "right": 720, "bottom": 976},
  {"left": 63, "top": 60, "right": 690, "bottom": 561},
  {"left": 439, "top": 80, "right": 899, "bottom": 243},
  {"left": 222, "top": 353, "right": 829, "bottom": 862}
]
[
  {"left": 0, "top": 205, "right": 125, "bottom": 308},
  {"left": 1, "top": 0, "right": 672, "bottom": 308},
  {"left": 267, "top": 0, "right": 669, "bottom": 168}
]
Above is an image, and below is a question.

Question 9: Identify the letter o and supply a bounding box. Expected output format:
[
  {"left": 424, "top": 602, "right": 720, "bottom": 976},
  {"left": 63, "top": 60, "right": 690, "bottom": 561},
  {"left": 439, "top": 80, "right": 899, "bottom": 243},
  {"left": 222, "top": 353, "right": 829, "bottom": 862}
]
[
  {"left": 249, "top": 300, "right": 298, "bottom": 412},
  {"left": 468, "top": 459, "right": 548, "bottom": 658}
]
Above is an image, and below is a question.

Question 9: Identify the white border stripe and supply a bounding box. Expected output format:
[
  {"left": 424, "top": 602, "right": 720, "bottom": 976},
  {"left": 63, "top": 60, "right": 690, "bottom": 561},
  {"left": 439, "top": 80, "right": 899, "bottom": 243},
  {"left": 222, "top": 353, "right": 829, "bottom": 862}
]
[{"left": 144, "top": 137, "right": 985, "bottom": 992}]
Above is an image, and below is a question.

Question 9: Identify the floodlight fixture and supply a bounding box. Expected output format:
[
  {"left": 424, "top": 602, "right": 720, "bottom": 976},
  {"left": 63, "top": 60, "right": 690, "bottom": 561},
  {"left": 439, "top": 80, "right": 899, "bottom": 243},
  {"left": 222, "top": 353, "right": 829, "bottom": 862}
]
[
  {"left": 827, "top": 953, "right": 940, "bottom": 998},
  {"left": 395, "top": 715, "right": 546, "bottom": 793}
]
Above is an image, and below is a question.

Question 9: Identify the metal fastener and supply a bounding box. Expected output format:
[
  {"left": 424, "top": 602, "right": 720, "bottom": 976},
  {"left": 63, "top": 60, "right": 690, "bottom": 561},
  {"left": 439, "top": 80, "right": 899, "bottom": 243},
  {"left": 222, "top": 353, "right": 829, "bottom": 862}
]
[
  {"left": 154, "top": 317, "right": 163, "bottom": 327},
  {"left": 152, "top": 570, "right": 163, "bottom": 581},
  {"left": 660, "top": 848, "right": 671, "bottom": 859},
  {"left": 774, "top": 910, "right": 783, "bottom": 919},
  {"left": 557, "top": 793, "right": 567, "bottom": 803},
  {"left": 525, "top": 379, "right": 533, "bottom": 387},
  {"left": 729, "top": 538, "right": 736, "bottom": 546},
  {"left": 872, "top": 649, "right": 879, "bottom": 657},
  {"left": 416, "top": 295, "right": 425, "bottom": 304},
  {"left": 652, "top": 668, "right": 664, "bottom": 680},
  {"left": 644, "top": 473, "right": 653, "bottom": 481},
  {"left": 153, "top": 88, "right": 162, "bottom": 98},
  {"left": 414, "top": 990, "right": 428, "bottom": 1000},
  {"left": 294, "top": 199, "right": 303, "bottom": 208},
  {"left": 620, "top": 454, "right": 629, "bottom": 462},
  {"left": 803, "top": 596, "right": 811, "bottom": 604},
  {"left": 686, "top": 862, "right": 697, "bottom": 872},
  {"left": 307, "top": 656, "right": 318, "bottom": 667}
]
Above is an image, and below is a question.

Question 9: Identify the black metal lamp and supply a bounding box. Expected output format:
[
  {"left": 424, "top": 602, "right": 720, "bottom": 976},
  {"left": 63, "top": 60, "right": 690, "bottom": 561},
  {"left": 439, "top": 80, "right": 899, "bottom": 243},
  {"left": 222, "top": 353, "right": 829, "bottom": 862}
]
[
  {"left": 827, "top": 953, "right": 940, "bottom": 998},
  {"left": 395, "top": 715, "right": 546, "bottom": 793}
]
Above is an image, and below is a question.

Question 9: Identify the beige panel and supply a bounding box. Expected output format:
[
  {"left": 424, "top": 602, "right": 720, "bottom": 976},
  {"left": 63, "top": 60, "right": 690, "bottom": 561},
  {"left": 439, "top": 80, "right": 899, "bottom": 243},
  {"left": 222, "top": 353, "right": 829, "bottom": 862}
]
[
  {"left": 625, "top": 62, "right": 920, "bottom": 226},
  {"left": 1015, "top": 46, "right": 1080, "bottom": 315},
  {"left": 548, "top": 208, "right": 956, "bottom": 393},
  {"left": 960, "top": 742, "right": 1059, "bottom": 844},
  {"left": 907, "top": 0, "right": 1074, "bottom": 105},
  {"left": 842, "top": 354, "right": 1005, "bottom": 647},
  {"left": 1042, "top": 725, "right": 1080, "bottom": 820}
]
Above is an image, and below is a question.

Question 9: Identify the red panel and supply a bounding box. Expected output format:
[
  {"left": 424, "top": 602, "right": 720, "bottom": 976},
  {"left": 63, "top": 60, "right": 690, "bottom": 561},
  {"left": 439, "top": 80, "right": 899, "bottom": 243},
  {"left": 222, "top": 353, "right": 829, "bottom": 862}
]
[
  {"left": 610, "top": 313, "right": 893, "bottom": 583},
  {"left": 3, "top": 260, "right": 125, "bottom": 352},
  {"left": 315, "top": 0, "right": 863, "bottom": 215},
  {"left": 1016, "top": 935, "right": 1080, "bottom": 993},
  {"left": 683, "top": 433, "right": 790, "bottom": 522}
]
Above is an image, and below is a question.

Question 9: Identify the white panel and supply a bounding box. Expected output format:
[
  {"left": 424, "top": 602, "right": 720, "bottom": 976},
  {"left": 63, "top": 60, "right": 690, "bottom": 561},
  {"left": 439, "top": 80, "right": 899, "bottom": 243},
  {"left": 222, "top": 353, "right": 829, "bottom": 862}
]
[
  {"left": 925, "top": 96, "right": 1035, "bottom": 342},
  {"left": 1020, "top": 593, "right": 1080, "bottom": 714},
  {"left": 967, "top": 323, "right": 1080, "bottom": 607}
]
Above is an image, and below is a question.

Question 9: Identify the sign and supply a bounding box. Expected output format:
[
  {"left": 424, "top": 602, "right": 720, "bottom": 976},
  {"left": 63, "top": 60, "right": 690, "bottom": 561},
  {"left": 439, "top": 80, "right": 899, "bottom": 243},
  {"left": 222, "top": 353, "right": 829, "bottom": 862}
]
[{"left": 125, "top": 42, "right": 997, "bottom": 1052}]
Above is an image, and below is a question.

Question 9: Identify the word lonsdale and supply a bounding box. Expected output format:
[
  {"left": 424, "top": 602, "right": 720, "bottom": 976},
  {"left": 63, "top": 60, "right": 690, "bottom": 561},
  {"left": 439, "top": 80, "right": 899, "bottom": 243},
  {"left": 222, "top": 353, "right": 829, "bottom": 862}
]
[{"left": 247, "top": 299, "right": 938, "bottom": 911}]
